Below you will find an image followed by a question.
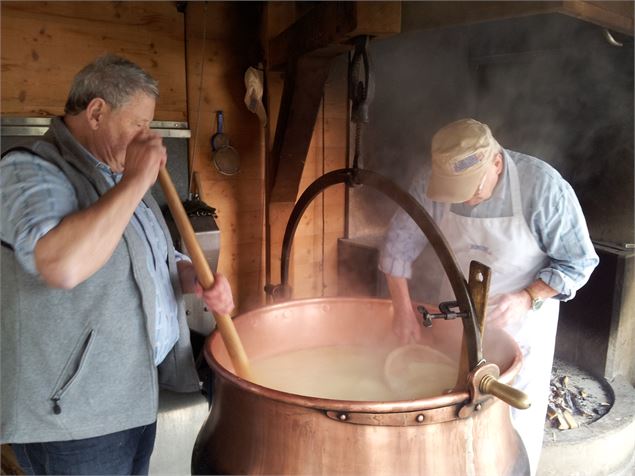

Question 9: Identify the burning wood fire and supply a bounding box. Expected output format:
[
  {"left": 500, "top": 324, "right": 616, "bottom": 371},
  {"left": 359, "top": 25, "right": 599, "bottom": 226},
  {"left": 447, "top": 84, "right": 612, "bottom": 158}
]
[{"left": 545, "top": 360, "right": 612, "bottom": 433}]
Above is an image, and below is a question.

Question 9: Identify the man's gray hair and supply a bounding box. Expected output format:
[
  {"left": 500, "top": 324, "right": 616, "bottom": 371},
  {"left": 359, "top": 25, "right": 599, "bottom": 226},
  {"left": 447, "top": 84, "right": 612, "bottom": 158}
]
[{"left": 64, "top": 54, "right": 159, "bottom": 115}]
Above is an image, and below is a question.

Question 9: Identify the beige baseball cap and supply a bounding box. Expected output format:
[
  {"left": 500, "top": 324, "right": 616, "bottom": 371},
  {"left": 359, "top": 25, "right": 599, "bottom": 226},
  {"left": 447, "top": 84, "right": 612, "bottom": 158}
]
[{"left": 426, "top": 118, "right": 500, "bottom": 203}]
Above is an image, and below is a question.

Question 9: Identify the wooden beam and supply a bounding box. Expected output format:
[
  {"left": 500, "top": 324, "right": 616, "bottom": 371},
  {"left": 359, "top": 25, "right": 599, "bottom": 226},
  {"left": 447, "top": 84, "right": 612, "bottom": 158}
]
[
  {"left": 268, "top": 1, "right": 401, "bottom": 71},
  {"left": 402, "top": 1, "right": 563, "bottom": 31},
  {"left": 269, "top": 55, "right": 332, "bottom": 203},
  {"left": 402, "top": 1, "right": 633, "bottom": 37},
  {"left": 267, "top": 2, "right": 400, "bottom": 203},
  {"left": 561, "top": 1, "right": 634, "bottom": 36}
]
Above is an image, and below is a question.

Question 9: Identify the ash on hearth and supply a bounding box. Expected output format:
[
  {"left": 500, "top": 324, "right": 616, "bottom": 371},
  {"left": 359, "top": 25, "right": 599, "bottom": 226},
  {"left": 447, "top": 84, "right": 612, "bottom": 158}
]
[{"left": 545, "top": 359, "right": 613, "bottom": 432}]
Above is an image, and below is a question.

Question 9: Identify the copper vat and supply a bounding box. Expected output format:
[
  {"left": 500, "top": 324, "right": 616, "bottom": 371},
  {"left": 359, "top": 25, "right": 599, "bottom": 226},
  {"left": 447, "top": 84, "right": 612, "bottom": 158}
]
[
  {"left": 192, "top": 297, "right": 529, "bottom": 475},
  {"left": 193, "top": 168, "right": 529, "bottom": 474}
]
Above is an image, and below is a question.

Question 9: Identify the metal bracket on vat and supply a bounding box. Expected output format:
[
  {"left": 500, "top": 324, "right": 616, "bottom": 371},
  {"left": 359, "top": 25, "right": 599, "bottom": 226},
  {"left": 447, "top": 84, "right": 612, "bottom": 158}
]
[
  {"left": 325, "top": 405, "right": 470, "bottom": 427},
  {"left": 264, "top": 283, "right": 292, "bottom": 301},
  {"left": 417, "top": 302, "right": 467, "bottom": 327}
]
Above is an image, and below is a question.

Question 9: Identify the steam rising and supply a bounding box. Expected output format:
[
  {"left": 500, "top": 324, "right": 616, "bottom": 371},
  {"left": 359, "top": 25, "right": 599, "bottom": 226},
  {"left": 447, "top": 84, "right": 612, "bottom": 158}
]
[{"left": 346, "top": 11, "right": 634, "bottom": 294}]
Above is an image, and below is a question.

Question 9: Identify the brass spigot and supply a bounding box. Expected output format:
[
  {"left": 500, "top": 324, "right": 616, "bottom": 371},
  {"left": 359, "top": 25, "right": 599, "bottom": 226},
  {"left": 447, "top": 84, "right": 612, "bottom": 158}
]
[
  {"left": 462, "top": 362, "right": 532, "bottom": 415},
  {"left": 479, "top": 374, "right": 531, "bottom": 410}
]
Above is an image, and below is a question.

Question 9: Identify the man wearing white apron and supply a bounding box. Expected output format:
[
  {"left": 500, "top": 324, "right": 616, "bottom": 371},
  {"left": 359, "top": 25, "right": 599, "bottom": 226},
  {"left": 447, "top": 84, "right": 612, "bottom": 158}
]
[{"left": 380, "top": 119, "right": 598, "bottom": 475}]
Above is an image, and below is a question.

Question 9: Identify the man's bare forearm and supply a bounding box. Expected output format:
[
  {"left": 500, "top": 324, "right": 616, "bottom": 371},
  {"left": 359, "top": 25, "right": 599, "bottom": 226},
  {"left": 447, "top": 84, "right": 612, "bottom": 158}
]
[
  {"left": 34, "top": 176, "right": 148, "bottom": 289},
  {"left": 385, "top": 274, "right": 412, "bottom": 311}
]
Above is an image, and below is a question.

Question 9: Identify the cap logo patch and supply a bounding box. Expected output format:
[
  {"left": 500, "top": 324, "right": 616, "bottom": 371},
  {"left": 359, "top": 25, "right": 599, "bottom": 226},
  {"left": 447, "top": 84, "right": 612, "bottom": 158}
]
[{"left": 453, "top": 153, "right": 482, "bottom": 173}]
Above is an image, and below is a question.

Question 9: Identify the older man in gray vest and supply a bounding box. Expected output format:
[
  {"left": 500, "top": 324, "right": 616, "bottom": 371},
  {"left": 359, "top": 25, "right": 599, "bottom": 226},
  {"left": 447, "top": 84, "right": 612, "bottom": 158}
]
[{"left": 0, "top": 55, "right": 233, "bottom": 475}]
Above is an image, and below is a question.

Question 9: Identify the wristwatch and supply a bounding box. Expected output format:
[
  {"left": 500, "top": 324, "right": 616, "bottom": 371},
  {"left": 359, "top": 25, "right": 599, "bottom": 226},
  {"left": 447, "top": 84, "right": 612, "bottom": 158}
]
[{"left": 525, "top": 287, "right": 544, "bottom": 311}]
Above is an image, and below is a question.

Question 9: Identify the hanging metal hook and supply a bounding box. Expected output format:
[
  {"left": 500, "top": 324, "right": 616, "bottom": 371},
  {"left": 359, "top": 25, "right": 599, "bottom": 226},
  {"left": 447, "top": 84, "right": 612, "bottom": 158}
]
[
  {"left": 349, "top": 35, "right": 375, "bottom": 124},
  {"left": 349, "top": 36, "right": 375, "bottom": 175},
  {"left": 603, "top": 29, "right": 623, "bottom": 47}
]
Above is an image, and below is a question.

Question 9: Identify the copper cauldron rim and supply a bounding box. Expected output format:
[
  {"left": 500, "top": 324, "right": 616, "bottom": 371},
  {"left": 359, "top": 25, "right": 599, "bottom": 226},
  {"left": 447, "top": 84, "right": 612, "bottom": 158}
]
[{"left": 204, "top": 296, "right": 521, "bottom": 413}]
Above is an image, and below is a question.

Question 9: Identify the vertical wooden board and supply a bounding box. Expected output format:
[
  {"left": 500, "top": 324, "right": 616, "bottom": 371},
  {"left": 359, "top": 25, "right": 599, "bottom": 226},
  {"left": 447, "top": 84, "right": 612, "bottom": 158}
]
[
  {"left": 186, "top": 2, "right": 265, "bottom": 312},
  {"left": 263, "top": 3, "right": 348, "bottom": 303},
  {"left": 0, "top": 1, "right": 186, "bottom": 119},
  {"left": 287, "top": 63, "right": 348, "bottom": 299},
  {"left": 267, "top": 200, "right": 295, "bottom": 290},
  {"left": 320, "top": 61, "right": 347, "bottom": 298},
  {"left": 262, "top": 2, "right": 297, "bottom": 300}
]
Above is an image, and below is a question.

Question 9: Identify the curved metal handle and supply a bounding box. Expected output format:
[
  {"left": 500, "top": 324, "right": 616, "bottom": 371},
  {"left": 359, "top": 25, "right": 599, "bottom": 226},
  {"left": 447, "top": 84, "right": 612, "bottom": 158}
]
[
  {"left": 479, "top": 374, "right": 531, "bottom": 410},
  {"left": 279, "top": 168, "right": 482, "bottom": 370}
]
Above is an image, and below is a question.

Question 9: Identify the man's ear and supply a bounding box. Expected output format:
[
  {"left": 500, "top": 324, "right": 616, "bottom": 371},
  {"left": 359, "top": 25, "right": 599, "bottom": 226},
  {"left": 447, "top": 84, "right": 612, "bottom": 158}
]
[
  {"left": 85, "top": 98, "right": 107, "bottom": 130},
  {"left": 493, "top": 151, "right": 504, "bottom": 174}
]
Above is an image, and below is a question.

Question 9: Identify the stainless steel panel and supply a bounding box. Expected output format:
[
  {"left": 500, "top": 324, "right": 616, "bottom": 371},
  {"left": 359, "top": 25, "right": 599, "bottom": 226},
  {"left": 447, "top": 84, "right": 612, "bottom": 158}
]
[
  {"left": 150, "top": 389, "right": 210, "bottom": 475},
  {"left": 184, "top": 294, "right": 217, "bottom": 336},
  {"left": 1, "top": 117, "right": 191, "bottom": 138},
  {"left": 182, "top": 227, "right": 220, "bottom": 336}
]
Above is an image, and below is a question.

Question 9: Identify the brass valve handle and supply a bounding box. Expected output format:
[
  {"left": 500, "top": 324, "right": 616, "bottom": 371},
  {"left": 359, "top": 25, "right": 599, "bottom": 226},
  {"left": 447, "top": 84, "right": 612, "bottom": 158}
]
[{"left": 479, "top": 374, "right": 531, "bottom": 410}]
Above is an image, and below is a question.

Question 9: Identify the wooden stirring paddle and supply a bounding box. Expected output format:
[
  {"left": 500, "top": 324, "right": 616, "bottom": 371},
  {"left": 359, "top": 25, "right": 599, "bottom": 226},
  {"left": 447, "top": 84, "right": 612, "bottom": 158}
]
[{"left": 158, "top": 167, "right": 252, "bottom": 379}]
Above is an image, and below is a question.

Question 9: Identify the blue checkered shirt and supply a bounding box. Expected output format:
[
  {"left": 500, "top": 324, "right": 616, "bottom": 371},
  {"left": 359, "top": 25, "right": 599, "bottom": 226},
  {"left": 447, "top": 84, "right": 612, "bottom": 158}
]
[{"left": 379, "top": 149, "right": 599, "bottom": 300}]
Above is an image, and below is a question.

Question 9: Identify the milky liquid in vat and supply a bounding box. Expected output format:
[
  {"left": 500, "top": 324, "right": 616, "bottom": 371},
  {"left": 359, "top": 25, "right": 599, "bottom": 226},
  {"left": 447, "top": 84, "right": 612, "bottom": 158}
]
[{"left": 251, "top": 344, "right": 458, "bottom": 401}]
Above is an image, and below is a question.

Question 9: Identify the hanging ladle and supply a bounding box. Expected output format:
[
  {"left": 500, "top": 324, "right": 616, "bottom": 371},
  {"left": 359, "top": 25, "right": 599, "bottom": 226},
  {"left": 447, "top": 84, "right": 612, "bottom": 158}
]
[
  {"left": 158, "top": 167, "right": 251, "bottom": 379},
  {"left": 211, "top": 111, "right": 240, "bottom": 176}
]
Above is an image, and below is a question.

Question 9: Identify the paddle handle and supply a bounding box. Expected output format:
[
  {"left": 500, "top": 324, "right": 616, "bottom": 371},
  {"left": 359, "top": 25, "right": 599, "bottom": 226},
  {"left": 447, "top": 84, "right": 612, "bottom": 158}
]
[{"left": 158, "top": 168, "right": 252, "bottom": 379}]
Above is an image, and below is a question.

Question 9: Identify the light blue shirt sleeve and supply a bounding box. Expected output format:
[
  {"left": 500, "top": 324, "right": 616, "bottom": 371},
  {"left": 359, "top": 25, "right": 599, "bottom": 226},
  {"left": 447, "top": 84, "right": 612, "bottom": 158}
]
[
  {"left": 526, "top": 163, "right": 599, "bottom": 300},
  {"left": 378, "top": 167, "right": 447, "bottom": 279},
  {"left": 0, "top": 151, "right": 79, "bottom": 275},
  {"left": 175, "top": 249, "right": 191, "bottom": 263}
]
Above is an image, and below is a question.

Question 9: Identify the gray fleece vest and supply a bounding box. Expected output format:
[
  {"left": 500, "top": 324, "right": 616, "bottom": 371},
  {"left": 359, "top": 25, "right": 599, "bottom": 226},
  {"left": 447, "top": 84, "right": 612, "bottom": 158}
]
[{"left": 1, "top": 117, "right": 200, "bottom": 444}]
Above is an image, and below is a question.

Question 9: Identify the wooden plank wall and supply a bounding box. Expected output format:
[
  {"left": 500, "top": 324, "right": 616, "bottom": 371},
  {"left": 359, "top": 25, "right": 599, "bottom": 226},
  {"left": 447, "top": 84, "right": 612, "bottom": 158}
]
[
  {"left": 288, "top": 65, "right": 347, "bottom": 299},
  {"left": 1, "top": 1, "right": 348, "bottom": 310},
  {"left": 263, "top": 3, "right": 347, "bottom": 300},
  {"left": 1, "top": 1, "right": 187, "bottom": 120},
  {"left": 184, "top": 2, "right": 267, "bottom": 311}
]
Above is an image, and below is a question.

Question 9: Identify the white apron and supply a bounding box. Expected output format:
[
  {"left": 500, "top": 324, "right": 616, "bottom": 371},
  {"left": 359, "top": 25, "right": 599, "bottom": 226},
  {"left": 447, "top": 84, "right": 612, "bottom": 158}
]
[{"left": 438, "top": 158, "right": 559, "bottom": 476}]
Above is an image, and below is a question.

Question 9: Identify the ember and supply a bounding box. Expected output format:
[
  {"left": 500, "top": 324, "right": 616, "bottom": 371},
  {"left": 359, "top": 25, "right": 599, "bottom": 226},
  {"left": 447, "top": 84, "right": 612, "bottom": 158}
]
[{"left": 544, "top": 359, "right": 612, "bottom": 434}]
